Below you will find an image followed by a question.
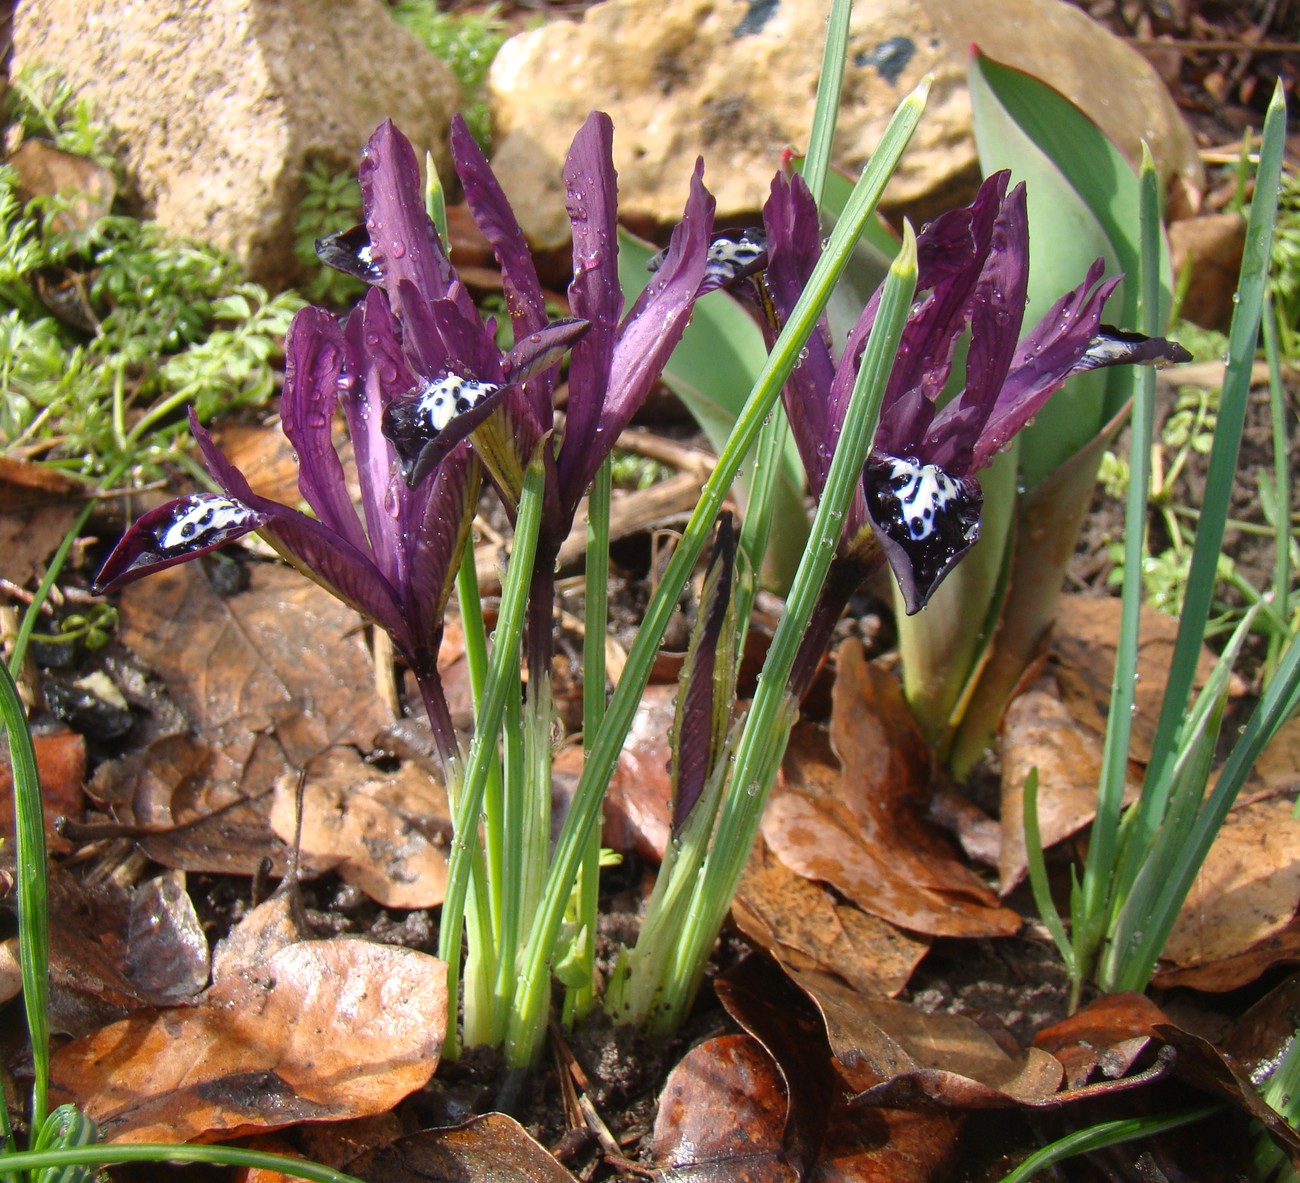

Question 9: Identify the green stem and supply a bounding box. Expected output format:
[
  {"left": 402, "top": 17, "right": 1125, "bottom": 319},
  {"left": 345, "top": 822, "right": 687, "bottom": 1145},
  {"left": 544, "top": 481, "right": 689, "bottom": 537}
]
[{"left": 565, "top": 456, "right": 612, "bottom": 1026}]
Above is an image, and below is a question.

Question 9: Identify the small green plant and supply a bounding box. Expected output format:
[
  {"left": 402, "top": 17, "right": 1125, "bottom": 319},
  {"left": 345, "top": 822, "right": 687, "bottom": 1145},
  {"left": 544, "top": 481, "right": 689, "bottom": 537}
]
[
  {"left": 3, "top": 64, "right": 119, "bottom": 170},
  {"left": 29, "top": 604, "right": 119, "bottom": 652},
  {"left": 292, "top": 158, "right": 366, "bottom": 308},
  {"left": 0, "top": 72, "right": 304, "bottom": 485},
  {"left": 1026, "top": 86, "right": 1300, "bottom": 1007},
  {"left": 1268, "top": 167, "right": 1300, "bottom": 358},
  {"left": 389, "top": 1, "right": 507, "bottom": 148}
]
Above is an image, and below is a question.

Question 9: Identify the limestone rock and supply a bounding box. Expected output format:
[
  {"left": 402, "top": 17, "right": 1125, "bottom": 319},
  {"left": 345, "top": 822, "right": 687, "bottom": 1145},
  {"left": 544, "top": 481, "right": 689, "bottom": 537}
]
[
  {"left": 488, "top": 0, "right": 1201, "bottom": 248},
  {"left": 12, "top": 0, "right": 461, "bottom": 287}
]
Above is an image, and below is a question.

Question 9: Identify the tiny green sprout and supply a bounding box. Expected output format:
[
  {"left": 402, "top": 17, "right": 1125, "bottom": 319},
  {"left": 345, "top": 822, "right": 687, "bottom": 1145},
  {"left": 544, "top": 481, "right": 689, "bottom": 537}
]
[{"left": 30, "top": 604, "right": 119, "bottom": 651}]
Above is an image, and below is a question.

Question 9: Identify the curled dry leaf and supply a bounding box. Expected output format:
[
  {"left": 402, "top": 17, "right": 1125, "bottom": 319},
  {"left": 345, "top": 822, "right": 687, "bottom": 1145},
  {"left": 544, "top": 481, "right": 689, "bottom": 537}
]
[
  {"left": 762, "top": 640, "right": 1020, "bottom": 938},
  {"left": 733, "top": 840, "right": 929, "bottom": 998},
  {"left": 343, "top": 1112, "right": 578, "bottom": 1182},
  {"left": 651, "top": 1027, "right": 962, "bottom": 1183},
  {"left": 0, "top": 725, "right": 85, "bottom": 852},
  {"left": 50, "top": 940, "right": 447, "bottom": 1144},
  {"left": 791, "top": 967, "right": 1064, "bottom": 1109},
  {"left": 998, "top": 681, "right": 1137, "bottom": 894},
  {"left": 1033, "top": 993, "right": 1165, "bottom": 1091},
  {"left": 1050, "top": 594, "right": 1226, "bottom": 765},
  {"left": 586, "top": 683, "right": 676, "bottom": 861},
  {"left": 0, "top": 937, "right": 21, "bottom": 1007},
  {"left": 0, "top": 455, "right": 83, "bottom": 587},
  {"left": 211, "top": 891, "right": 307, "bottom": 981},
  {"left": 269, "top": 746, "right": 451, "bottom": 909},
  {"left": 715, "top": 956, "right": 838, "bottom": 1178},
  {"left": 91, "top": 562, "right": 392, "bottom": 875},
  {"left": 1156, "top": 796, "right": 1300, "bottom": 982},
  {"left": 651, "top": 1033, "right": 799, "bottom": 1183},
  {"left": 125, "top": 870, "right": 210, "bottom": 1002}
]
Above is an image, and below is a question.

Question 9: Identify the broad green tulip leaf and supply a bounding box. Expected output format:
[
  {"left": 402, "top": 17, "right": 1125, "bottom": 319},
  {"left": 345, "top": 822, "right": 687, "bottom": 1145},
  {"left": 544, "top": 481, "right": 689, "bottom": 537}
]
[{"left": 969, "top": 47, "right": 1172, "bottom": 488}]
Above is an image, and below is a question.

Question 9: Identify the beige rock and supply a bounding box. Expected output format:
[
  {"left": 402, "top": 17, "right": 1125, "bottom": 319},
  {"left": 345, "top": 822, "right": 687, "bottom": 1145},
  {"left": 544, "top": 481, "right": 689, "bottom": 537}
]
[
  {"left": 488, "top": 0, "right": 1201, "bottom": 248},
  {"left": 12, "top": 0, "right": 461, "bottom": 286}
]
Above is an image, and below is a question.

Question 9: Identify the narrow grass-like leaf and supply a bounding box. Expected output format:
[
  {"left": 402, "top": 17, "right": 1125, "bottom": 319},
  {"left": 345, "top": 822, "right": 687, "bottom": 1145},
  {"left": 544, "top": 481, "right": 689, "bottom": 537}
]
[
  {"left": 1139, "top": 80, "right": 1286, "bottom": 830},
  {"left": 1262, "top": 293, "right": 1292, "bottom": 685},
  {"left": 1, "top": 658, "right": 50, "bottom": 1138},
  {"left": 0, "top": 1144, "right": 369, "bottom": 1183},
  {"left": 506, "top": 79, "right": 930, "bottom": 1069},
  {"left": 439, "top": 445, "right": 547, "bottom": 1056},
  {"left": 563, "top": 455, "right": 613, "bottom": 1026},
  {"left": 1022, "top": 769, "right": 1074, "bottom": 971},
  {"left": 1070, "top": 146, "right": 1161, "bottom": 994},
  {"left": 996, "top": 1106, "right": 1221, "bottom": 1183},
  {"left": 1103, "top": 606, "right": 1256, "bottom": 991},
  {"left": 1121, "top": 619, "right": 1300, "bottom": 992},
  {"left": 801, "top": 0, "right": 852, "bottom": 209}
]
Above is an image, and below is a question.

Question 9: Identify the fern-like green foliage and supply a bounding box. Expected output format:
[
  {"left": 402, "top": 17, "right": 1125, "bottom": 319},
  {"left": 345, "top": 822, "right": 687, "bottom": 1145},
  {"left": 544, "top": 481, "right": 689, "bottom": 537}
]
[
  {"left": 0, "top": 69, "right": 305, "bottom": 486},
  {"left": 3, "top": 64, "right": 119, "bottom": 171},
  {"left": 389, "top": 1, "right": 507, "bottom": 147},
  {"left": 1269, "top": 169, "right": 1300, "bottom": 358},
  {"left": 292, "top": 158, "right": 366, "bottom": 308}
]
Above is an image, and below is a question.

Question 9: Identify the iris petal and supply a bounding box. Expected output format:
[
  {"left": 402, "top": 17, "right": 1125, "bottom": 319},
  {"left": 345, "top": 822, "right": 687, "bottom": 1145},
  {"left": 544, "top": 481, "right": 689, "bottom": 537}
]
[
  {"left": 92, "top": 493, "right": 265, "bottom": 593},
  {"left": 864, "top": 455, "right": 983, "bottom": 615}
]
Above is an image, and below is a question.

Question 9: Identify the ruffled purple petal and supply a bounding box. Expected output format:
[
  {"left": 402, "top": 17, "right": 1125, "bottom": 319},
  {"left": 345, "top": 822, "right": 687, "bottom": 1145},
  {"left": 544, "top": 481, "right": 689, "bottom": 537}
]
[
  {"left": 359, "top": 120, "right": 454, "bottom": 302},
  {"left": 563, "top": 112, "right": 624, "bottom": 501},
  {"left": 958, "top": 260, "right": 1120, "bottom": 473},
  {"left": 404, "top": 442, "right": 478, "bottom": 664},
  {"left": 764, "top": 173, "right": 838, "bottom": 489},
  {"left": 279, "top": 307, "right": 370, "bottom": 555},
  {"left": 916, "top": 179, "right": 1030, "bottom": 474},
  {"left": 504, "top": 317, "right": 590, "bottom": 386},
  {"left": 874, "top": 172, "right": 1011, "bottom": 459},
  {"left": 452, "top": 113, "right": 555, "bottom": 421},
  {"left": 560, "top": 159, "right": 714, "bottom": 507},
  {"left": 341, "top": 288, "right": 416, "bottom": 588},
  {"left": 92, "top": 493, "right": 266, "bottom": 593},
  {"left": 863, "top": 454, "right": 983, "bottom": 615}
]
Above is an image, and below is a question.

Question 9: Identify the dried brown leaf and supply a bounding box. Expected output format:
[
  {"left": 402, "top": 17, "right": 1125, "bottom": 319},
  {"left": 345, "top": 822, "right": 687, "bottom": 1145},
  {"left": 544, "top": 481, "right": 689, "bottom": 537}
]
[
  {"left": 998, "top": 681, "right": 1136, "bottom": 894},
  {"left": 1051, "top": 595, "right": 1226, "bottom": 765},
  {"left": 651, "top": 1033, "right": 797, "bottom": 1183},
  {"left": 1159, "top": 796, "right": 1300, "bottom": 974},
  {"left": 733, "top": 841, "right": 928, "bottom": 997},
  {"left": 0, "top": 725, "right": 84, "bottom": 852},
  {"left": 211, "top": 892, "right": 307, "bottom": 982},
  {"left": 269, "top": 747, "right": 450, "bottom": 909},
  {"left": 763, "top": 642, "right": 1019, "bottom": 938},
  {"left": 93, "top": 563, "right": 392, "bottom": 874},
  {"left": 344, "top": 1112, "right": 578, "bottom": 1182},
  {"left": 792, "top": 968, "right": 1064, "bottom": 1109},
  {"left": 125, "top": 870, "right": 209, "bottom": 1002},
  {"left": 51, "top": 940, "right": 447, "bottom": 1143}
]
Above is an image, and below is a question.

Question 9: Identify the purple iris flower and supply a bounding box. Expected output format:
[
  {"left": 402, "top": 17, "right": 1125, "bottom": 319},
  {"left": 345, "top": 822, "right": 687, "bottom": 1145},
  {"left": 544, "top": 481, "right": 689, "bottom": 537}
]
[
  {"left": 93, "top": 120, "right": 592, "bottom": 764},
  {"left": 734, "top": 168, "right": 1189, "bottom": 615},
  {"left": 383, "top": 111, "right": 716, "bottom": 562}
]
